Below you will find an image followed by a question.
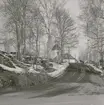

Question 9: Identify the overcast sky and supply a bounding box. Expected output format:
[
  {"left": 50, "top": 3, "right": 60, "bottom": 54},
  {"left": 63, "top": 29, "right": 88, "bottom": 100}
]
[{"left": 66, "top": 0, "right": 87, "bottom": 58}]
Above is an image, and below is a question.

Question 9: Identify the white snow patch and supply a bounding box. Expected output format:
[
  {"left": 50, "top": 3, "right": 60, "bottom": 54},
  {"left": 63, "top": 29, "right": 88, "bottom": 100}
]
[
  {"left": 33, "top": 65, "right": 44, "bottom": 70},
  {"left": 28, "top": 64, "right": 44, "bottom": 74},
  {"left": 0, "top": 64, "right": 25, "bottom": 73},
  {"left": 15, "top": 60, "right": 31, "bottom": 67},
  {"left": 63, "top": 59, "right": 76, "bottom": 63},
  {"left": 15, "top": 66, "right": 25, "bottom": 73},
  {"left": 28, "top": 66, "right": 40, "bottom": 74},
  {"left": 48, "top": 62, "right": 69, "bottom": 77},
  {"left": 87, "top": 63, "right": 103, "bottom": 74}
]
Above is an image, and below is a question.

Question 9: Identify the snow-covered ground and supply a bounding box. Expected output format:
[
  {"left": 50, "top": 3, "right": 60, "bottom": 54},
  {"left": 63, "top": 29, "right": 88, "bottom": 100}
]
[
  {"left": 47, "top": 62, "right": 69, "bottom": 77},
  {"left": 28, "top": 66, "right": 41, "bottom": 74},
  {"left": 86, "top": 63, "right": 103, "bottom": 75},
  {"left": 0, "top": 92, "right": 103, "bottom": 105},
  {"left": 0, "top": 84, "right": 104, "bottom": 105},
  {"left": 33, "top": 65, "right": 44, "bottom": 70},
  {"left": 0, "top": 64, "right": 25, "bottom": 73}
]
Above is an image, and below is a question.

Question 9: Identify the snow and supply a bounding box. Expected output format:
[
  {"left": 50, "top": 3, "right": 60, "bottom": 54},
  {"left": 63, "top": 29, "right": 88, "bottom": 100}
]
[
  {"left": 0, "top": 53, "right": 44, "bottom": 74},
  {"left": 48, "top": 62, "right": 69, "bottom": 77},
  {"left": 63, "top": 59, "right": 77, "bottom": 63},
  {"left": 87, "top": 63, "right": 103, "bottom": 74},
  {"left": 28, "top": 64, "right": 44, "bottom": 73},
  {"left": 28, "top": 66, "right": 40, "bottom": 74},
  {"left": 69, "top": 59, "right": 76, "bottom": 63},
  {"left": 15, "top": 66, "right": 25, "bottom": 73},
  {"left": 0, "top": 54, "right": 25, "bottom": 73},
  {"left": 0, "top": 64, "right": 25, "bottom": 73},
  {"left": 0, "top": 63, "right": 43, "bottom": 74},
  {"left": 51, "top": 50, "right": 58, "bottom": 59},
  {"left": 15, "top": 59, "right": 31, "bottom": 67},
  {"left": 33, "top": 65, "right": 44, "bottom": 70}
]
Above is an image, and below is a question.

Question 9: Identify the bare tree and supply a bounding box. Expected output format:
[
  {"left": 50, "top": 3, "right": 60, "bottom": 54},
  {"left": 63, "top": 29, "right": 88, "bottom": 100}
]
[
  {"left": 1, "top": 0, "right": 29, "bottom": 60},
  {"left": 1, "top": 0, "right": 77, "bottom": 64},
  {"left": 27, "top": 6, "right": 45, "bottom": 64},
  {"left": 80, "top": 0, "right": 104, "bottom": 62},
  {"left": 37, "top": 0, "right": 67, "bottom": 60},
  {"left": 36, "top": 0, "right": 55, "bottom": 59},
  {"left": 54, "top": 8, "right": 77, "bottom": 62}
]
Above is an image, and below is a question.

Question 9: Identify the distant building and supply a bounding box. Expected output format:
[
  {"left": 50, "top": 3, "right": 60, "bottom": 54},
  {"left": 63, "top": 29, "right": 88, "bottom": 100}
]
[
  {"left": 51, "top": 44, "right": 61, "bottom": 62},
  {"left": 63, "top": 53, "right": 77, "bottom": 63}
]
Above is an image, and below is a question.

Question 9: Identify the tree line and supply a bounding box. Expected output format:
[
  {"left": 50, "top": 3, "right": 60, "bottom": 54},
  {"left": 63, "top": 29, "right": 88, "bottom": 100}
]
[
  {"left": 79, "top": 0, "right": 104, "bottom": 63},
  {"left": 0, "top": 0, "right": 77, "bottom": 62}
]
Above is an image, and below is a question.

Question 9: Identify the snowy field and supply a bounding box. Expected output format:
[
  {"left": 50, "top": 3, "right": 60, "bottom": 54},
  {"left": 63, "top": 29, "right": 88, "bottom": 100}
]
[{"left": 0, "top": 91, "right": 104, "bottom": 105}]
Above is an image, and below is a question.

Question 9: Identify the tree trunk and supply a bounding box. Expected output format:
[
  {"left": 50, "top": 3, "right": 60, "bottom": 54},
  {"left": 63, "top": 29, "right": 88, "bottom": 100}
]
[
  {"left": 36, "top": 38, "right": 39, "bottom": 62},
  {"left": 22, "top": 26, "right": 26, "bottom": 56},
  {"left": 15, "top": 22, "right": 21, "bottom": 60},
  {"left": 47, "top": 32, "right": 52, "bottom": 60},
  {"left": 60, "top": 32, "right": 64, "bottom": 63},
  {"left": 60, "top": 40, "right": 64, "bottom": 63},
  {"left": 21, "top": 6, "right": 27, "bottom": 57},
  {"left": 35, "top": 23, "right": 39, "bottom": 68}
]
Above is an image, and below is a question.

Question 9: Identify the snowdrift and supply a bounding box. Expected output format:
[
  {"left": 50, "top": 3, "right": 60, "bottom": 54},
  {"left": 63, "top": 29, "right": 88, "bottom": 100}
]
[
  {"left": 0, "top": 64, "right": 25, "bottom": 73},
  {"left": 0, "top": 54, "right": 25, "bottom": 73},
  {"left": 54, "top": 71, "right": 104, "bottom": 85},
  {"left": 0, "top": 52, "right": 104, "bottom": 91},
  {"left": 47, "top": 62, "right": 69, "bottom": 77},
  {"left": 49, "top": 63, "right": 104, "bottom": 86},
  {"left": 0, "top": 54, "right": 44, "bottom": 74},
  {"left": 68, "top": 83, "right": 104, "bottom": 95},
  {"left": 86, "top": 63, "right": 103, "bottom": 75},
  {"left": 28, "top": 66, "right": 41, "bottom": 74},
  {"left": 0, "top": 54, "right": 49, "bottom": 89}
]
